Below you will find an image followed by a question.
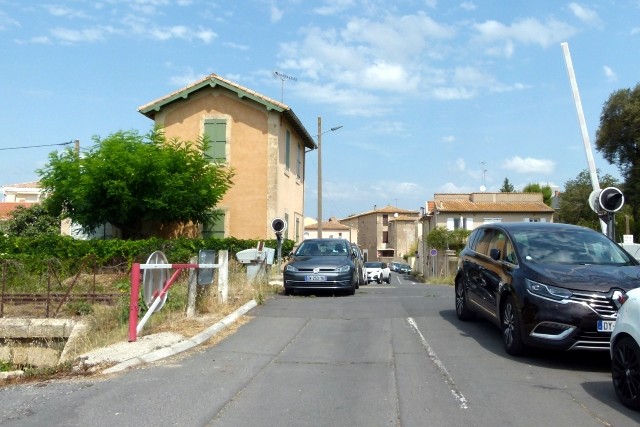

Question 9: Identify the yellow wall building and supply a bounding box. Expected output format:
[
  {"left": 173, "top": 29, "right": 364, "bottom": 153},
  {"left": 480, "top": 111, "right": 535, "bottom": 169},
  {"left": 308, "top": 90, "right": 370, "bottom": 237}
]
[{"left": 139, "top": 74, "right": 316, "bottom": 241}]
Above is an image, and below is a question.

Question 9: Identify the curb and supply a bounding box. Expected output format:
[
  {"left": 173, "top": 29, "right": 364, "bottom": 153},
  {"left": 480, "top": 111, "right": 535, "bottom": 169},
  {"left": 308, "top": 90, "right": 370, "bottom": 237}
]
[{"left": 102, "top": 299, "right": 258, "bottom": 374}]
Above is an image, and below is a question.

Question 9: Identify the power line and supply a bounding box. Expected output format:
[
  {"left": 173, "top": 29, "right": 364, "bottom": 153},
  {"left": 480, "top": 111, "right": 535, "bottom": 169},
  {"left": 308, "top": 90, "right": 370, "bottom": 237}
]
[{"left": 0, "top": 141, "right": 74, "bottom": 151}]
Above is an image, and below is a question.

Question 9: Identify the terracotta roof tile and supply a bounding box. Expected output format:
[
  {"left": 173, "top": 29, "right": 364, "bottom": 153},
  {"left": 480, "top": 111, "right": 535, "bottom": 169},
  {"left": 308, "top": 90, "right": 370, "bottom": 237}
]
[
  {"left": 1, "top": 181, "right": 41, "bottom": 189},
  {"left": 433, "top": 199, "right": 554, "bottom": 213},
  {"left": 0, "top": 202, "right": 33, "bottom": 220},
  {"left": 342, "top": 205, "right": 419, "bottom": 220},
  {"left": 305, "top": 217, "right": 350, "bottom": 230}
]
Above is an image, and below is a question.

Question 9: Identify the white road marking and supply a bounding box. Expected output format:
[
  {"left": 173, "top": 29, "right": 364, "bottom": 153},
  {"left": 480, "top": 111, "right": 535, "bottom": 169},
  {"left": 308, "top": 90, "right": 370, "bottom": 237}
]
[{"left": 406, "top": 317, "right": 469, "bottom": 409}]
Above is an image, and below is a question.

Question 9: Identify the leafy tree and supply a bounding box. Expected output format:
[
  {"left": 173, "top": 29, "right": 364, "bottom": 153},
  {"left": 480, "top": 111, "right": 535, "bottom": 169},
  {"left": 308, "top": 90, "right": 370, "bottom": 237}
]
[
  {"left": 2, "top": 204, "right": 60, "bottom": 237},
  {"left": 595, "top": 83, "right": 640, "bottom": 236},
  {"left": 500, "top": 178, "right": 515, "bottom": 192},
  {"left": 558, "top": 169, "right": 631, "bottom": 233},
  {"left": 37, "top": 129, "right": 234, "bottom": 239},
  {"left": 522, "top": 182, "right": 553, "bottom": 206},
  {"left": 425, "top": 227, "right": 471, "bottom": 253}
]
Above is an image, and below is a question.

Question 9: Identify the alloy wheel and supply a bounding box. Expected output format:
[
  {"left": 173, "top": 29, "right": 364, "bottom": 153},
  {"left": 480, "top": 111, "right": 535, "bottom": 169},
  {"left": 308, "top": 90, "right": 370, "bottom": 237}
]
[{"left": 612, "top": 336, "right": 640, "bottom": 409}]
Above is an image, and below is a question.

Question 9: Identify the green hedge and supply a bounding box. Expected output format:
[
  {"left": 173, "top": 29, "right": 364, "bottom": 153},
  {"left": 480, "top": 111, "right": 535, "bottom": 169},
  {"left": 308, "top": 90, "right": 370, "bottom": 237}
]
[{"left": 0, "top": 234, "right": 294, "bottom": 272}]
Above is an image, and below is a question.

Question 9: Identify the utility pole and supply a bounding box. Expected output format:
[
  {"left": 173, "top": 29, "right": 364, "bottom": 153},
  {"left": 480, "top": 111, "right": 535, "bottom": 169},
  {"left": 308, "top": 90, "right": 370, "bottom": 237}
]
[
  {"left": 316, "top": 118, "right": 343, "bottom": 239},
  {"left": 318, "top": 117, "right": 323, "bottom": 238}
]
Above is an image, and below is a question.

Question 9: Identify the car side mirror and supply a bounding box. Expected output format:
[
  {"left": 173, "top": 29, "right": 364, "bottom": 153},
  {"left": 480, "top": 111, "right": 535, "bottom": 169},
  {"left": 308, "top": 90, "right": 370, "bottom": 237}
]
[{"left": 489, "top": 248, "right": 501, "bottom": 261}]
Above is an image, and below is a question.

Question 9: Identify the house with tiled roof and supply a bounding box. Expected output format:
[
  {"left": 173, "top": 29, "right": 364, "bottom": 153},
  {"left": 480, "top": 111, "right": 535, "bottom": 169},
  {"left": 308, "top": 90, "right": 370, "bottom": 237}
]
[
  {"left": 0, "top": 182, "right": 43, "bottom": 221},
  {"left": 424, "top": 192, "right": 555, "bottom": 234},
  {"left": 340, "top": 205, "right": 420, "bottom": 262},
  {"left": 303, "top": 216, "right": 353, "bottom": 241},
  {"left": 416, "top": 192, "right": 555, "bottom": 277},
  {"left": 138, "top": 73, "right": 316, "bottom": 241}
]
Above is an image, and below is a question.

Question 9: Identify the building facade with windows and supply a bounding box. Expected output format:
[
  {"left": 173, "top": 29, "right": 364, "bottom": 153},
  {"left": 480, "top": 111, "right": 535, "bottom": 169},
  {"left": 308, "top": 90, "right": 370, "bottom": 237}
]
[
  {"left": 138, "top": 73, "right": 316, "bottom": 241},
  {"left": 303, "top": 217, "right": 353, "bottom": 241},
  {"left": 340, "top": 205, "right": 420, "bottom": 262},
  {"left": 423, "top": 192, "right": 555, "bottom": 235},
  {"left": 416, "top": 192, "right": 555, "bottom": 278}
]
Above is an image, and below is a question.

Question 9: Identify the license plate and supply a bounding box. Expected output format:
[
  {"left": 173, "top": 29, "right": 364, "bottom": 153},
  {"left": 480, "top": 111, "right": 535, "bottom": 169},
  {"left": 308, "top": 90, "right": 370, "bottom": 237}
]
[
  {"left": 597, "top": 320, "right": 616, "bottom": 332},
  {"left": 305, "top": 275, "right": 326, "bottom": 282}
]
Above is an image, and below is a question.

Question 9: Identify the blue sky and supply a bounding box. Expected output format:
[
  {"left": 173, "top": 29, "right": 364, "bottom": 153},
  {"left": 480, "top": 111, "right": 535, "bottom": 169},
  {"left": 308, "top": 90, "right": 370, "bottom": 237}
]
[{"left": 1, "top": 1, "right": 638, "bottom": 219}]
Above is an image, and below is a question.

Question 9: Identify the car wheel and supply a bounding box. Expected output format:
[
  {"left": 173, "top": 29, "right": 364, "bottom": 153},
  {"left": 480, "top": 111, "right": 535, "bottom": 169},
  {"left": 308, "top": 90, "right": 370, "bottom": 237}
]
[
  {"left": 501, "top": 296, "right": 526, "bottom": 356},
  {"left": 346, "top": 282, "right": 356, "bottom": 295},
  {"left": 455, "top": 280, "right": 476, "bottom": 321},
  {"left": 612, "top": 335, "right": 640, "bottom": 410},
  {"left": 377, "top": 278, "right": 382, "bottom": 284},
  {"left": 284, "top": 287, "right": 292, "bottom": 296},
  {"left": 385, "top": 276, "right": 391, "bottom": 284}
]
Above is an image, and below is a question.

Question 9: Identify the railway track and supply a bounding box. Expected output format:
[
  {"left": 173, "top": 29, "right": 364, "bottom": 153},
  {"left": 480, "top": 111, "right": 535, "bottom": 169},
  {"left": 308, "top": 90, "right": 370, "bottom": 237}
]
[{"left": 0, "top": 292, "right": 121, "bottom": 305}]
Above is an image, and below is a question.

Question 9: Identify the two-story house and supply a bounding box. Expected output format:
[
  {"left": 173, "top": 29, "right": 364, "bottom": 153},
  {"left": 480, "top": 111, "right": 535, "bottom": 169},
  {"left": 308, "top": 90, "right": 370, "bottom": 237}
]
[
  {"left": 138, "top": 73, "right": 316, "bottom": 241},
  {"left": 417, "top": 192, "right": 555, "bottom": 277},
  {"left": 340, "top": 205, "right": 420, "bottom": 262},
  {"left": 0, "top": 181, "right": 42, "bottom": 221},
  {"left": 304, "top": 217, "right": 353, "bottom": 241}
]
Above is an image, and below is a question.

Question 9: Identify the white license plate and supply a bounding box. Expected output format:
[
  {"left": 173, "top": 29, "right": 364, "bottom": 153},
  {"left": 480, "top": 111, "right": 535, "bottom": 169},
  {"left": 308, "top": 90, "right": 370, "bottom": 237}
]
[
  {"left": 305, "top": 275, "right": 326, "bottom": 282},
  {"left": 597, "top": 320, "right": 616, "bottom": 332}
]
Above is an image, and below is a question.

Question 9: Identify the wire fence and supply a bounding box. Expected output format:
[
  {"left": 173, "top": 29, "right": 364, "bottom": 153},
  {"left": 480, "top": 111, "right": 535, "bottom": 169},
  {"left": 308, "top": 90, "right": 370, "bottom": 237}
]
[{"left": 0, "top": 257, "right": 129, "bottom": 318}]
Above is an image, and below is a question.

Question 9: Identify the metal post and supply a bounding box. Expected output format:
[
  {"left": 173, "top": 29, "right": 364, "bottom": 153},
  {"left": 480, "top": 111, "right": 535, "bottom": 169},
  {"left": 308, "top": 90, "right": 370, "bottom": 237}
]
[
  {"left": 128, "top": 263, "right": 140, "bottom": 342},
  {"left": 561, "top": 42, "right": 606, "bottom": 234},
  {"left": 218, "top": 250, "right": 229, "bottom": 304},
  {"left": 317, "top": 116, "right": 323, "bottom": 238}
]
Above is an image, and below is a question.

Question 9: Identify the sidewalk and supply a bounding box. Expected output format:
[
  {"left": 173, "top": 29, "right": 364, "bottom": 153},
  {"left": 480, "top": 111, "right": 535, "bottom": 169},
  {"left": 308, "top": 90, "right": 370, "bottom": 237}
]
[{"left": 78, "top": 299, "right": 257, "bottom": 375}]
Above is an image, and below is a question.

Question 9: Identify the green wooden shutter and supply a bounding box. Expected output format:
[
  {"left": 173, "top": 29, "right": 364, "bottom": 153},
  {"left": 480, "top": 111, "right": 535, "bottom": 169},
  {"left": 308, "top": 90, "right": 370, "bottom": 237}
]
[
  {"left": 285, "top": 130, "right": 291, "bottom": 169},
  {"left": 204, "top": 119, "right": 227, "bottom": 162},
  {"left": 203, "top": 210, "right": 225, "bottom": 238}
]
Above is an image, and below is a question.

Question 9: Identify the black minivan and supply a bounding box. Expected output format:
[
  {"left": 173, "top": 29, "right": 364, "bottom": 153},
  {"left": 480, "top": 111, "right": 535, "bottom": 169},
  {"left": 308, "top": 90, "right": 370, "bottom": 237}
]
[{"left": 455, "top": 222, "right": 640, "bottom": 355}]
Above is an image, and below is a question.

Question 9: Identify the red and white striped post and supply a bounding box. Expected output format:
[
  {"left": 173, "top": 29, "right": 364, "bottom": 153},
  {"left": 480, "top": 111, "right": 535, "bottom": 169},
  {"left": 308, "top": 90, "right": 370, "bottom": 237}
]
[{"left": 128, "top": 251, "right": 228, "bottom": 342}]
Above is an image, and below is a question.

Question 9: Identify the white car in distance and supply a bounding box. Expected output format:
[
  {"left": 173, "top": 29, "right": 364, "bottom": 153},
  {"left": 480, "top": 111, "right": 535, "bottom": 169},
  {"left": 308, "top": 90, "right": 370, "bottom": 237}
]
[{"left": 364, "top": 262, "right": 391, "bottom": 284}]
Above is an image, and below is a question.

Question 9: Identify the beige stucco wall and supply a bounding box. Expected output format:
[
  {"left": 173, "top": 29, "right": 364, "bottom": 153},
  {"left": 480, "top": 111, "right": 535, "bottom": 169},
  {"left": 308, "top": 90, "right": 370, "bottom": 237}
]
[
  {"left": 150, "top": 86, "right": 305, "bottom": 240},
  {"left": 432, "top": 211, "right": 554, "bottom": 229}
]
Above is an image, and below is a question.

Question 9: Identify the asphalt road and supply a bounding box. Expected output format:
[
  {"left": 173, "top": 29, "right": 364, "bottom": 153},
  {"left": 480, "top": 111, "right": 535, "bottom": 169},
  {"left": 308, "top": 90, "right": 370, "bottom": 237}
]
[{"left": 1, "top": 272, "right": 639, "bottom": 426}]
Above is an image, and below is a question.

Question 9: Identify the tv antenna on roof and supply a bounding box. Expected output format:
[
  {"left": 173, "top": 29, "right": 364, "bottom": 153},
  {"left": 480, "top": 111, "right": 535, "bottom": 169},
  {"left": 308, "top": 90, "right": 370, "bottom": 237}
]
[{"left": 273, "top": 71, "right": 297, "bottom": 103}]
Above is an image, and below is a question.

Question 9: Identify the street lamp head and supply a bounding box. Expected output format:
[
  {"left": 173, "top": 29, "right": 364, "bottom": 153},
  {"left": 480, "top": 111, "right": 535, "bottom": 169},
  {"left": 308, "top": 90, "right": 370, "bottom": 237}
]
[{"left": 330, "top": 126, "right": 343, "bottom": 132}]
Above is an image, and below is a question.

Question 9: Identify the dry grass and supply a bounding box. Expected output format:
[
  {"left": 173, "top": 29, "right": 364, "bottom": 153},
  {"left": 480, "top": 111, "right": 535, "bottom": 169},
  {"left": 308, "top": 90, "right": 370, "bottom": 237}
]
[{"left": 1, "top": 260, "right": 282, "bottom": 367}]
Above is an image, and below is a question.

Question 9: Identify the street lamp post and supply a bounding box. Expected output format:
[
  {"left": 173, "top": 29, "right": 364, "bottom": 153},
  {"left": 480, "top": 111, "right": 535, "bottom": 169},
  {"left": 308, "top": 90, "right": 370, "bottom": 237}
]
[{"left": 316, "top": 116, "right": 342, "bottom": 238}]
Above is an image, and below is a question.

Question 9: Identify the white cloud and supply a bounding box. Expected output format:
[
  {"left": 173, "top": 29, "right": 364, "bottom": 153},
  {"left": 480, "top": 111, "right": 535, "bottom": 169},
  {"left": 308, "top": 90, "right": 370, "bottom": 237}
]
[
  {"left": 169, "top": 67, "right": 208, "bottom": 87},
  {"left": 568, "top": 3, "right": 601, "bottom": 26},
  {"left": 503, "top": 156, "right": 555, "bottom": 174},
  {"left": 314, "top": 0, "right": 356, "bottom": 16},
  {"left": 361, "top": 62, "right": 420, "bottom": 91},
  {"left": 438, "top": 182, "right": 473, "bottom": 193},
  {"left": 50, "top": 26, "right": 116, "bottom": 43},
  {"left": 431, "top": 86, "right": 475, "bottom": 100},
  {"left": 0, "top": 11, "right": 20, "bottom": 31},
  {"left": 473, "top": 18, "right": 577, "bottom": 54},
  {"left": 460, "top": 2, "right": 477, "bottom": 11},
  {"left": 455, "top": 158, "right": 466, "bottom": 170},
  {"left": 44, "top": 5, "right": 90, "bottom": 19},
  {"left": 604, "top": 65, "right": 617, "bottom": 82},
  {"left": 270, "top": 3, "right": 284, "bottom": 23},
  {"left": 442, "top": 135, "right": 456, "bottom": 143},
  {"left": 196, "top": 29, "right": 216, "bottom": 43}
]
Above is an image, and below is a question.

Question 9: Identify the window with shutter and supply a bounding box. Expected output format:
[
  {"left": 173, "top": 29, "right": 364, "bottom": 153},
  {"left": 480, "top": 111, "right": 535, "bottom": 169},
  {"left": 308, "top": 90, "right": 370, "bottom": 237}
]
[{"left": 204, "top": 119, "right": 227, "bottom": 163}]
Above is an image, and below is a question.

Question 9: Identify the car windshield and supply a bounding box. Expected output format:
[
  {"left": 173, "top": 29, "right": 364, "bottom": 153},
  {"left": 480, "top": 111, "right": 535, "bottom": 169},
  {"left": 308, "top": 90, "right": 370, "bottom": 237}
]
[
  {"left": 365, "top": 262, "right": 383, "bottom": 268},
  {"left": 511, "top": 228, "right": 635, "bottom": 265},
  {"left": 295, "top": 240, "right": 349, "bottom": 256}
]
